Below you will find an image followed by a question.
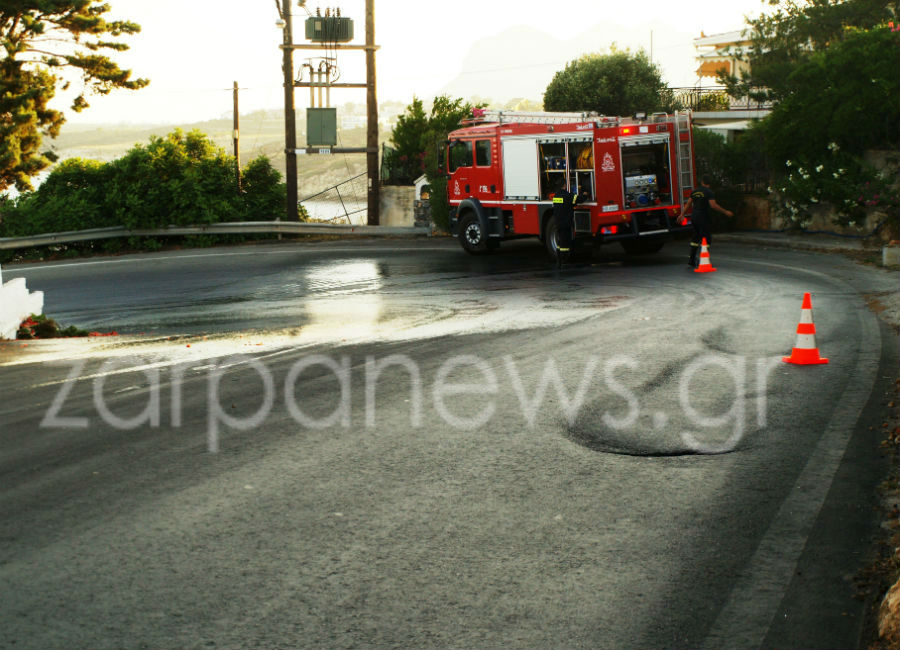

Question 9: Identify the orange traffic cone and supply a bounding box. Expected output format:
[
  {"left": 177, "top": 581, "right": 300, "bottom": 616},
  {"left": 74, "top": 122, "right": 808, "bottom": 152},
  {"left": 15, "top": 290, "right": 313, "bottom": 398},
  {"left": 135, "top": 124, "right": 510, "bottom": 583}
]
[
  {"left": 782, "top": 292, "right": 829, "bottom": 365},
  {"left": 694, "top": 238, "right": 716, "bottom": 273}
]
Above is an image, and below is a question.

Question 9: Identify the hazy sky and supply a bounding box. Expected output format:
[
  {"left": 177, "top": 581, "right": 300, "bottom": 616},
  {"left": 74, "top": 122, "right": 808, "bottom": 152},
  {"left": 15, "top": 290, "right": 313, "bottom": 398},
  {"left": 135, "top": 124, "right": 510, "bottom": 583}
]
[{"left": 57, "top": 0, "right": 770, "bottom": 126}]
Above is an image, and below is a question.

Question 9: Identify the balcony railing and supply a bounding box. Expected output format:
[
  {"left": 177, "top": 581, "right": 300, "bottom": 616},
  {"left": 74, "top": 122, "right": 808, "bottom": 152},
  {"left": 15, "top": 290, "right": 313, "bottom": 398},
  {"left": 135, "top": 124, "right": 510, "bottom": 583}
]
[{"left": 671, "top": 87, "right": 774, "bottom": 112}]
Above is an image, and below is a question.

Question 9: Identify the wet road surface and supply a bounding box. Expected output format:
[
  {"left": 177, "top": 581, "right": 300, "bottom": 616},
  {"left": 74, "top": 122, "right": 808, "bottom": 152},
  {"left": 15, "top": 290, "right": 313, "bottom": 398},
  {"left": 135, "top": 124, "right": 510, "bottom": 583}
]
[{"left": 1, "top": 238, "right": 897, "bottom": 649}]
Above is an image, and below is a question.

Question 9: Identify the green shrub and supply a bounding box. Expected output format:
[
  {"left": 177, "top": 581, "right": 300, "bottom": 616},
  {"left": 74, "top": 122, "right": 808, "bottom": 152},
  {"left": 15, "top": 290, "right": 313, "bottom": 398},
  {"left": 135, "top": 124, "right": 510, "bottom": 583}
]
[
  {"left": 773, "top": 146, "right": 899, "bottom": 229},
  {"left": 101, "top": 239, "right": 123, "bottom": 254},
  {"left": 241, "top": 156, "right": 285, "bottom": 220},
  {"left": 0, "top": 130, "right": 286, "bottom": 246},
  {"left": 16, "top": 314, "right": 89, "bottom": 339}
]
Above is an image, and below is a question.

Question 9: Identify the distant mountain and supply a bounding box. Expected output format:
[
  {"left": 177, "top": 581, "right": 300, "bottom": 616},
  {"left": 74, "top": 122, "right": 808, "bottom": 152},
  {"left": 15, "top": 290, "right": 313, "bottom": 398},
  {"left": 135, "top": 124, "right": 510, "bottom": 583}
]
[
  {"left": 439, "top": 26, "right": 570, "bottom": 102},
  {"left": 439, "top": 23, "right": 698, "bottom": 104},
  {"left": 47, "top": 111, "right": 381, "bottom": 196}
]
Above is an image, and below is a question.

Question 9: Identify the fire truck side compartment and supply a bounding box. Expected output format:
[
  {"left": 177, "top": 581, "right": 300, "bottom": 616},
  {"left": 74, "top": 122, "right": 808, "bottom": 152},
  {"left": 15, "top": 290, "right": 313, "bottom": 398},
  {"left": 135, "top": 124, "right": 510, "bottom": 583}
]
[{"left": 501, "top": 139, "right": 541, "bottom": 201}]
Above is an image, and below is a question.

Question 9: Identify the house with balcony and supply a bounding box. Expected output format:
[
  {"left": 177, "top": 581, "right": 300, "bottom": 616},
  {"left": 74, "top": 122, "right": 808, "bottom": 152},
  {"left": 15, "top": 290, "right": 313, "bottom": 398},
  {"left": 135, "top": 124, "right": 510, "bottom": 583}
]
[{"left": 676, "top": 29, "right": 772, "bottom": 141}]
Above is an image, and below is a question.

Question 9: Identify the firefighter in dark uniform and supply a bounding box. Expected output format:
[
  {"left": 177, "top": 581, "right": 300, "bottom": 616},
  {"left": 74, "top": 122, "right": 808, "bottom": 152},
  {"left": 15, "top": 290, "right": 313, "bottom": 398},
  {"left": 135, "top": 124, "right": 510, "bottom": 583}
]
[
  {"left": 552, "top": 180, "right": 587, "bottom": 268},
  {"left": 679, "top": 175, "right": 733, "bottom": 268}
]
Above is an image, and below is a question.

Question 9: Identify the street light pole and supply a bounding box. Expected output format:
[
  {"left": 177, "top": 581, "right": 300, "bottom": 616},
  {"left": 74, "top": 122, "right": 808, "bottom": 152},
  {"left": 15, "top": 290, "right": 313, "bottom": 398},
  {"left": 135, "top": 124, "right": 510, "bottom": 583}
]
[
  {"left": 365, "top": 0, "right": 379, "bottom": 225},
  {"left": 233, "top": 81, "right": 241, "bottom": 193},
  {"left": 281, "top": 3, "right": 299, "bottom": 221}
]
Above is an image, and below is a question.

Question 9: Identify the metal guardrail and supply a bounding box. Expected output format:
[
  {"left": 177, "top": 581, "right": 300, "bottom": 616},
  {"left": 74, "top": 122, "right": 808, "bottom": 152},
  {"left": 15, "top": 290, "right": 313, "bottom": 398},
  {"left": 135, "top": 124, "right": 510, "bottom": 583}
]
[
  {"left": 299, "top": 172, "right": 368, "bottom": 224},
  {"left": 0, "top": 221, "right": 431, "bottom": 250}
]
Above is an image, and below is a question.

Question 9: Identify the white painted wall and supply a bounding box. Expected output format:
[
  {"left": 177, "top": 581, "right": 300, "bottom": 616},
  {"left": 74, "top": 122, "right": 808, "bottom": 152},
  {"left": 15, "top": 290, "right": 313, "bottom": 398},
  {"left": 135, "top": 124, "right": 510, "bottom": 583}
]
[{"left": 0, "top": 265, "right": 44, "bottom": 340}]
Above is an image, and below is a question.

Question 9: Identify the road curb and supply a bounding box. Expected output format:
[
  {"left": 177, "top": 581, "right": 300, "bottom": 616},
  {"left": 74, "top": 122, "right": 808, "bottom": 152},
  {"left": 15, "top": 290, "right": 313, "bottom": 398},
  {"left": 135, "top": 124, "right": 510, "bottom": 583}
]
[{"left": 715, "top": 232, "right": 881, "bottom": 255}]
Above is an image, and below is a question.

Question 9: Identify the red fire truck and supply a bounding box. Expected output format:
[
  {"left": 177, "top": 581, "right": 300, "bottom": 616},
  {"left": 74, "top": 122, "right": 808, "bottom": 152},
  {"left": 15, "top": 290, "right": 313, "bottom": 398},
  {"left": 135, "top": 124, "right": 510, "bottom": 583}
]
[{"left": 444, "top": 109, "right": 697, "bottom": 258}]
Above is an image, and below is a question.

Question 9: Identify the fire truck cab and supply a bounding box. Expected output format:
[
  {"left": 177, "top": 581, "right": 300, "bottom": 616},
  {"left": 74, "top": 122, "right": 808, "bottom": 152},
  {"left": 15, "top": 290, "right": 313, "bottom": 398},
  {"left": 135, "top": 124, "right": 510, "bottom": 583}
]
[{"left": 444, "top": 109, "right": 697, "bottom": 258}]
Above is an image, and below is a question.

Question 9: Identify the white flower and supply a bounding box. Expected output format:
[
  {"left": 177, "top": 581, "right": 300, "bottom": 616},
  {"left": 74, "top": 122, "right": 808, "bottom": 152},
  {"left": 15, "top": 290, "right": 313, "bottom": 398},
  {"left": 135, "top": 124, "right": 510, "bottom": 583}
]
[
  {"left": 815, "top": 165, "right": 824, "bottom": 172},
  {"left": 810, "top": 197, "right": 818, "bottom": 203},
  {"left": 838, "top": 168, "right": 845, "bottom": 174},
  {"left": 786, "top": 160, "right": 792, "bottom": 167}
]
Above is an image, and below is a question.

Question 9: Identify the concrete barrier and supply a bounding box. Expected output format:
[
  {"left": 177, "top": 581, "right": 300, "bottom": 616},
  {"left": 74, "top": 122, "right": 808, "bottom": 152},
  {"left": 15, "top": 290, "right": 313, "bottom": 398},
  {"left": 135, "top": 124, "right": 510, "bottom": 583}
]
[
  {"left": 0, "top": 265, "right": 44, "bottom": 340},
  {"left": 884, "top": 245, "right": 900, "bottom": 267},
  {"left": 379, "top": 186, "right": 416, "bottom": 227}
]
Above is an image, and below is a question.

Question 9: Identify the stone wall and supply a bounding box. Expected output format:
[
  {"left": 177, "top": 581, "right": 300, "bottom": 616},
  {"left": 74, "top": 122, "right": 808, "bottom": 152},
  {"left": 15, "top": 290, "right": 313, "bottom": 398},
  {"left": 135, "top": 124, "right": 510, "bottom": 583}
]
[
  {"left": 732, "top": 149, "right": 898, "bottom": 239},
  {"left": 734, "top": 195, "right": 780, "bottom": 231}
]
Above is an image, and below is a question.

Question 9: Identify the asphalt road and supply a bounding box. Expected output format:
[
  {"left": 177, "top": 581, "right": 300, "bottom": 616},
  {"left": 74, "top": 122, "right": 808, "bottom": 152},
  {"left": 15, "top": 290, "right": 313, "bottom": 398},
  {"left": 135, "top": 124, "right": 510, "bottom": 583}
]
[{"left": 1, "top": 238, "right": 897, "bottom": 649}]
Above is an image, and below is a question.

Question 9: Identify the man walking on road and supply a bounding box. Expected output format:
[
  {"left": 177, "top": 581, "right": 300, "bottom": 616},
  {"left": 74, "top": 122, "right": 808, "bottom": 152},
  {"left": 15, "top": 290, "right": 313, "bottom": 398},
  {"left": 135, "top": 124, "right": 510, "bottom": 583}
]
[{"left": 680, "top": 175, "right": 734, "bottom": 268}]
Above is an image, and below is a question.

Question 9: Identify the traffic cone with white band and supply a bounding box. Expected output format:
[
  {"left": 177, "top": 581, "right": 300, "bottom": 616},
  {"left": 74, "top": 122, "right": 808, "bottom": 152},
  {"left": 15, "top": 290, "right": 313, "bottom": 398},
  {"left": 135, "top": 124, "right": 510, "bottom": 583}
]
[
  {"left": 694, "top": 238, "right": 716, "bottom": 273},
  {"left": 782, "top": 292, "right": 829, "bottom": 365}
]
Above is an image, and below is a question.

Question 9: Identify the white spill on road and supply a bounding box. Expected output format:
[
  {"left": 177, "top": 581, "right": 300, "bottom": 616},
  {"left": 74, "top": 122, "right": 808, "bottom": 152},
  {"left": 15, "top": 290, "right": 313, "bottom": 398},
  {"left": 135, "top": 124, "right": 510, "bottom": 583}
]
[
  {"left": 2, "top": 255, "right": 636, "bottom": 375},
  {"left": 2, "top": 286, "right": 633, "bottom": 383}
]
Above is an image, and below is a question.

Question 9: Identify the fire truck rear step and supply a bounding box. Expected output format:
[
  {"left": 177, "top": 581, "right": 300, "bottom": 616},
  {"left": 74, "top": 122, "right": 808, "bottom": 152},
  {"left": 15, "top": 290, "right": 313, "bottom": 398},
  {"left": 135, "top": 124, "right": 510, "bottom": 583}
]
[{"left": 487, "top": 214, "right": 502, "bottom": 238}]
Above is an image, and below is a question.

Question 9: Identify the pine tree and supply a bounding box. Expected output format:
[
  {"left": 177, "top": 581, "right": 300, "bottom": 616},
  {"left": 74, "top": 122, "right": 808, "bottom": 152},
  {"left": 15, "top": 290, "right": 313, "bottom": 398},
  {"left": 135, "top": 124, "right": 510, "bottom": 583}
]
[{"left": 0, "top": 1, "right": 148, "bottom": 191}]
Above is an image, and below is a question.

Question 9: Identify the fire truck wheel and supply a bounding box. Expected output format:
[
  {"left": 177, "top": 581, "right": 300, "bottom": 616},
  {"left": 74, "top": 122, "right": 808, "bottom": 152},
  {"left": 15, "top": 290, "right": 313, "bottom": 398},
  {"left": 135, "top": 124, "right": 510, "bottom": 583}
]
[
  {"left": 458, "top": 212, "right": 488, "bottom": 254},
  {"left": 543, "top": 217, "right": 560, "bottom": 260},
  {"left": 621, "top": 239, "right": 666, "bottom": 255}
]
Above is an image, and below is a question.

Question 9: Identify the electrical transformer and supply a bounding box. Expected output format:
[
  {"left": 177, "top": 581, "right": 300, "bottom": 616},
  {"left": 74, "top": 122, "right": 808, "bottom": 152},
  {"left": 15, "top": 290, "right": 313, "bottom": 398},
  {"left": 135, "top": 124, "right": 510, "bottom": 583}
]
[{"left": 305, "top": 16, "right": 353, "bottom": 42}]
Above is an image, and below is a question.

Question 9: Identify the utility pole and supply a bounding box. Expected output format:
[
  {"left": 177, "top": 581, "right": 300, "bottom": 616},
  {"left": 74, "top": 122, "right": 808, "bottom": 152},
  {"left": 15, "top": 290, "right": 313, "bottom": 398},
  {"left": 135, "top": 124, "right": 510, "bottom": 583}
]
[
  {"left": 366, "top": 0, "right": 379, "bottom": 226},
  {"left": 281, "top": 3, "right": 299, "bottom": 221},
  {"left": 283, "top": 1, "right": 378, "bottom": 224},
  {"left": 233, "top": 81, "right": 241, "bottom": 193}
]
